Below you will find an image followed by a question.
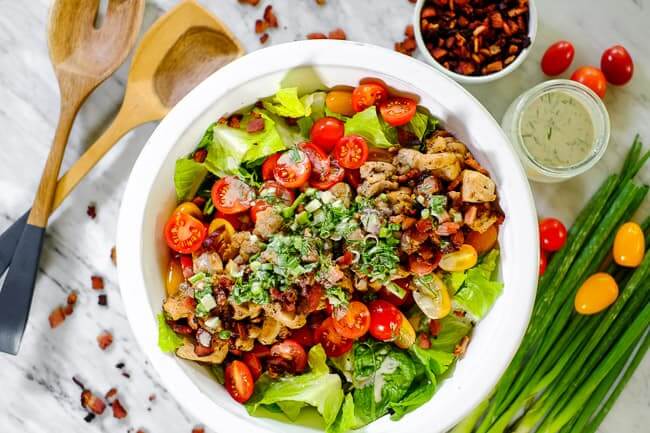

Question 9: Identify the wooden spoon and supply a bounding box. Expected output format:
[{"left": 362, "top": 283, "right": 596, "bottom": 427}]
[{"left": 0, "top": 0, "right": 145, "bottom": 355}]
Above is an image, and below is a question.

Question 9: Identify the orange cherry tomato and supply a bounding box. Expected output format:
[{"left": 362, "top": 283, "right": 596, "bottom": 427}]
[
  {"left": 174, "top": 202, "right": 203, "bottom": 219},
  {"left": 571, "top": 66, "right": 607, "bottom": 98},
  {"left": 316, "top": 317, "right": 353, "bottom": 357},
  {"left": 262, "top": 152, "right": 282, "bottom": 181},
  {"left": 211, "top": 176, "right": 255, "bottom": 215},
  {"left": 274, "top": 150, "right": 312, "bottom": 188},
  {"left": 225, "top": 360, "right": 255, "bottom": 403},
  {"left": 164, "top": 212, "right": 207, "bottom": 254},
  {"left": 466, "top": 225, "right": 498, "bottom": 255},
  {"left": 394, "top": 311, "right": 416, "bottom": 349},
  {"left": 613, "top": 222, "right": 645, "bottom": 268},
  {"left": 332, "top": 301, "right": 371, "bottom": 339},
  {"left": 379, "top": 96, "right": 417, "bottom": 126},
  {"left": 333, "top": 135, "right": 369, "bottom": 169},
  {"left": 575, "top": 273, "right": 619, "bottom": 315},
  {"left": 439, "top": 244, "right": 478, "bottom": 272},
  {"left": 351, "top": 83, "right": 388, "bottom": 112},
  {"left": 326, "top": 90, "right": 355, "bottom": 116}
]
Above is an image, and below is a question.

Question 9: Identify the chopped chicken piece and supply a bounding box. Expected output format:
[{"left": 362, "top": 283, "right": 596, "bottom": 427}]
[
  {"left": 358, "top": 180, "right": 398, "bottom": 197},
  {"left": 258, "top": 316, "right": 282, "bottom": 345},
  {"left": 254, "top": 207, "right": 283, "bottom": 239},
  {"left": 163, "top": 292, "right": 194, "bottom": 321},
  {"left": 467, "top": 212, "right": 498, "bottom": 233},
  {"left": 461, "top": 170, "right": 497, "bottom": 203},
  {"left": 264, "top": 303, "right": 307, "bottom": 329},
  {"left": 176, "top": 339, "right": 228, "bottom": 364},
  {"left": 329, "top": 182, "right": 353, "bottom": 207},
  {"left": 425, "top": 135, "right": 468, "bottom": 158},
  {"left": 360, "top": 161, "right": 396, "bottom": 182},
  {"left": 386, "top": 188, "right": 415, "bottom": 215},
  {"left": 230, "top": 301, "right": 262, "bottom": 320},
  {"left": 393, "top": 148, "right": 422, "bottom": 174}
]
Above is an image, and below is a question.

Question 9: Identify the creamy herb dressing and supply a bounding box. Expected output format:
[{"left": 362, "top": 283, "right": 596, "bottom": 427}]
[{"left": 519, "top": 90, "right": 595, "bottom": 169}]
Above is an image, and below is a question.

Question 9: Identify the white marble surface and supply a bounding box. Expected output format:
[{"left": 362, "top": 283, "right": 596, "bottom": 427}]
[{"left": 0, "top": 0, "right": 647, "bottom": 432}]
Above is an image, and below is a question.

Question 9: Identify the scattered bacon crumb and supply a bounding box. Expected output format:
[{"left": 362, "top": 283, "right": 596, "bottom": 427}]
[
  {"left": 67, "top": 291, "right": 78, "bottom": 305},
  {"left": 418, "top": 332, "right": 431, "bottom": 349},
  {"left": 238, "top": 0, "right": 260, "bottom": 6},
  {"left": 91, "top": 275, "right": 104, "bottom": 290},
  {"left": 328, "top": 28, "right": 347, "bottom": 40},
  {"left": 307, "top": 32, "right": 327, "bottom": 40},
  {"left": 254, "top": 19, "right": 267, "bottom": 34},
  {"left": 63, "top": 304, "right": 74, "bottom": 316},
  {"left": 395, "top": 24, "right": 417, "bottom": 56},
  {"left": 263, "top": 5, "right": 278, "bottom": 28},
  {"left": 148, "top": 393, "right": 156, "bottom": 402},
  {"left": 86, "top": 204, "right": 97, "bottom": 219},
  {"left": 247, "top": 117, "right": 265, "bottom": 133},
  {"left": 259, "top": 33, "right": 269, "bottom": 44},
  {"left": 105, "top": 388, "right": 118, "bottom": 403},
  {"left": 97, "top": 331, "right": 113, "bottom": 350},
  {"left": 454, "top": 335, "right": 470, "bottom": 357},
  {"left": 315, "top": 0, "right": 326, "bottom": 5},
  {"left": 98, "top": 294, "right": 107, "bottom": 306},
  {"left": 193, "top": 148, "right": 207, "bottom": 163},
  {"left": 49, "top": 306, "right": 66, "bottom": 328},
  {"left": 110, "top": 246, "right": 117, "bottom": 266},
  {"left": 81, "top": 389, "right": 106, "bottom": 415},
  {"left": 111, "top": 398, "right": 128, "bottom": 419},
  {"left": 192, "top": 427, "right": 205, "bottom": 433}
]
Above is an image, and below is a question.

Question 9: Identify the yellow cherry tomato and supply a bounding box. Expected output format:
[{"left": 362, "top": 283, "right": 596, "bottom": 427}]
[
  {"left": 575, "top": 273, "right": 619, "bottom": 315},
  {"left": 412, "top": 273, "right": 452, "bottom": 320},
  {"left": 165, "top": 258, "right": 184, "bottom": 296},
  {"left": 208, "top": 218, "right": 235, "bottom": 238},
  {"left": 394, "top": 311, "right": 416, "bottom": 349},
  {"left": 174, "top": 202, "right": 203, "bottom": 219},
  {"left": 325, "top": 90, "right": 355, "bottom": 116},
  {"left": 613, "top": 222, "right": 645, "bottom": 268},
  {"left": 439, "top": 244, "right": 478, "bottom": 272}
]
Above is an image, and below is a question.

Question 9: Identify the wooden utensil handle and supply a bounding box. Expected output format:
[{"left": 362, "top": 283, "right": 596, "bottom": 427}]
[{"left": 27, "top": 100, "right": 81, "bottom": 227}]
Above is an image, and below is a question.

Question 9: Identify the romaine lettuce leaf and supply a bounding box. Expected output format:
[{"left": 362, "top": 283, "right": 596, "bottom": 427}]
[
  {"left": 263, "top": 87, "right": 313, "bottom": 118},
  {"left": 453, "top": 249, "right": 503, "bottom": 320},
  {"left": 246, "top": 345, "right": 344, "bottom": 428},
  {"left": 407, "top": 111, "right": 439, "bottom": 141},
  {"left": 344, "top": 107, "right": 396, "bottom": 148},
  {"left": 173, "top": 158, "right": 207, "bottom": 202},
  {"left": 409, "top": 345, "right": 455, "bottom": 378},
  {"left": 445, "top": 271, "right": 467, "bottom": 295},
  {"left": 429, "top": 314, "right": 473, "bottom": 352},
  {"left": 388, "top": 379, "right": 435, "bottom": 420},
  {"left": 157, "top": 313, "right": 183, "bottom": 353},
  {"left": 327, "top": 394, "right": 358, "bottom": 433}
]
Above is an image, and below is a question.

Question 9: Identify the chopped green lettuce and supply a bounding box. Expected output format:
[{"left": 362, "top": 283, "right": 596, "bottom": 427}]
[
  {"left": 157, "top": 313, "right": 183, "bottom": 353},
  {"left": 262, "top": 87, "right": 313, "bottom": 118},
  {"left": 407, "top": 111, "right": 430, "bottom": 141},
  {"left": 446, "top": 271, "right": 467, "bottom": 294},
  {"left": 409, "top": 345, "right": 455, "bottom": 378},
  {"left": 388, "top": 379, "right": 435, "bottom": 420},
  {"left": 453, "top": 249, "right": 503, "bottom": 320},
  {"left": 246, "top": 345, "right": 344, "bottom": 428},
  {"left": 429, "top": 314, "right": 473, "bottom": 352},
  {"left": 327, "top": 394, "right": 358, "bottom": 433},
  {"left": 344, "top": 107, "right": 396, "bottom": 148},
  {"left": 173, "top": 158, "right": 207, "bottom": 201}
]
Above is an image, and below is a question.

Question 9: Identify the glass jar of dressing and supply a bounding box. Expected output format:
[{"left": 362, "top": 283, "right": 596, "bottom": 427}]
[{"left": 502, "top": 79, "right": 610, "bottom": 183}]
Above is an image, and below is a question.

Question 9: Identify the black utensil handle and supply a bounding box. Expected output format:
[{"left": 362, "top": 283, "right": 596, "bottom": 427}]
[
  {"left": 0, "top": 210, "right": 29, "bottom": 277},
  {"left": 0, "top": 223, "right": 45, "bottom": 355}
]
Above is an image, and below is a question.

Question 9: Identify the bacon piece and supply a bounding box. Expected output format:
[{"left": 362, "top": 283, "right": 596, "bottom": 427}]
[
  {"left": 418, "top": 332, "right": 431, "bottom": 349},
  {"left": 98, "top": 294, "right": 108, "bottom": 306},
  {"left": 247, "top": 117, "right": 265, "bottom": 133},
  {"left": 263, "top": 5, "right": 278, "bottom": 28},
  {"left": 97, "top": 331, "right": 113, "bottom": 350},
  {"left": 192, "top": 428, "right": 206, "bottom": 433},
  {"left": 91, "top": 275, "right": 104, "bottom": 290},
  {"left": 259, "top": 33, "right": 269, "bottom": 44},
  {"left": 254, "top": 19, "right": 267, "bottom": 34},
  {"left": 110, "top": 246, "right": 117, "bottom": 265},
  {"left": 63, "top": 304, "right": 74, "bottom": 316},
  {"left": 111, "top": 399, "right": 128, "bottom": 419},
  {"left": 81, "top": 390, "right": 106, "bottom": 415},
  {"left": 238, "top": 0, "right": 260, "bottom": 5},
  {"left": 105, "top": 388, "right": 118, "bottom": 403},
  {"left": 86, "top": 204, "right": 96, "bottom": 219},
  {"left": 328, "top": 28, "right": 347, "bottom": 40},
  {"left": 454, "top": 335, "right": 470, "bottom": 357},
  {"left": 49, "top": 307, "right": 66, "bottom": 328},
  {"left": 67, "top": 291, "right": 78, "bottom": 305},
  {"left": 307, "top": 32, "right": 327, "bottom": 40},
  {"left": 429, "top": 319, "right": 442, "bottom": 336},
  {"left": 193, "top": 148, "right": 207, "bottom": 163}
]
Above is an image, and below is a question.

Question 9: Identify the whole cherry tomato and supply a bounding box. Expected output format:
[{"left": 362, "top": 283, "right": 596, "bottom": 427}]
[
  {"left": 310, "top": 117, "right": 345, "bottom": 153},
  {"left": 368, "top": 300, "right": 403, "bottom": 341},
  {"left": 326, "top": 90, "right": 355, "bottom": 116},
  {"left": 571, "top": 66, "right": 607, "bottom": 98},
  {"left": 539, "top": 217, "right": 568, "bottom": 252},
  {"left": 601, "top": 45, "right": 633, "bottom": 85},
  {"left": 541, "top": 41, "right": 575, "bottom": 76}
]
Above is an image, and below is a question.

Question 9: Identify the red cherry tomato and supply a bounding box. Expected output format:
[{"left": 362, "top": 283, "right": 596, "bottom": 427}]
[
  {"left": 379, "top": 97, "right": 417, "bottom": 126},
  {"left": 262, "top": 152, "right": 282, "bottom": 181},
  {"left": 368, "top": 300, "right": 403, "bottom": 341},
  {"left": 345, "top": 169, "right": 361, "bottom": 189},
  {"left": 179, "top": 254, "right": 194, "bottom": 278},
  {"left": 601, "top": 45, "right": 634, "bottom": 85},
  {"left": 216, "top": 210, "right": 244, "bottom": 231},
  {"left": 310, "top": 157, "right": 345, "bottom": 190},
  {"left": 290, "top": 326, "right": 317, "bottom": 348},
  {"left": 316, "top": 317, "right": 354, "bottom": 357},
  {"left": 539, "top": 251, "right": 548, "bottom": 276},
  {"left": 270, "top": 339, "right": 308, "bottom": 373},
  {"left": 571, "top": 66, "right": 607, "bottom": 98},
  {"left": 274, "top": 150, "right": 312, "bottom": 188},
  {"left": 249, "top": 200, "right": 270, "bottom": 223},
  {"left": 164, "top": 212, "right": 207, "bottom": 254},
  {"left": 225, "top": 360, "right": 254, "bottom": 403},
  {"left": 333, "top": 135, "right": 369, "bottom": 169},
  {"left": 409, "top": 255, "right": 435, "bottom": 275},
  {"left": 310, "top": 117, "right": 345, "bottom": 153},
  {"left": 541, "top": 41, "right": 575, "bottom": 76},
  {"left": 539, "top": 217, "right": 568, "bottom": 252},
  {"left": 242, "top": 352, "right": 262, "bottom": 381},
  {"left": 332, "top": 301, "right": 371, "bottom": 339},
  {"left": 299, "top": 141, "right": 331, "bottom": 182},
  {"left": 211, "top": 176, "right": 255, "bottom": 215},
  {"left": 351, "top": 83, "right": 388, "bottom": 112},
  {"left": 250, "top": 343, "right": 272, "bottom": 359}
]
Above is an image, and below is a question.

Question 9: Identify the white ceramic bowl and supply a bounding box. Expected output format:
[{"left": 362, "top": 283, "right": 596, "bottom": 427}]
[
  {"left": 117, "top": 40, "right": 538, "bottom": 433},
  {"left": 413, "top": 0, "right": 538, "bottom": 84}
]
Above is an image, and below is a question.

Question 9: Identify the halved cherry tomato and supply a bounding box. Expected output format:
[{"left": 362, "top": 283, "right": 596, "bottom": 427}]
[
  {"left": 394, "top": 312, "right": 416, "bottom": 349},
  {"left": 216, "top": 210, "right": 244, "bottom": 231},
  {"left": 310, "top": 157, "right": 345, "bottom": 190},
  {"left": 250, "top": 343, "right": 272, "bottom": 359},
  {"left": 260, "top": 180, "right": 296, "bottom": 204},
  {"left": 174, "top": 202, "right": 203, "bottom": 219},
  {"left": 310, "top": 117, "right": 345, "bottom": 153},
  {"left": 601, "top": 45, "right": 633, "bottom": 85},
  {"left": 613, "top": 222, "right": 645, "bottom": 267},
  {"left": 274, "top": 150, "right": 312, "bottom": 188},
  {"left": 539, "top": 218, "right": 567, "bottom": 252},
  {"left": 165, "top": 257, "right": 183, "bottom": 296},
  {"left": 439, "top": 244, "right": 478, "bottom": 272},
  {"left": 242, "top": 352, "right": 262, "bottom": 381},
  {"left": 208, "top": 217, "right": 235, "bottom": 237},
  {"left": 575, "top": 272, "right": 619, "bottom": 315},
  {"left": 409, "top": 255, "right": 435, "bottom": 275},
  {"left": 316, "top": 317, "right": 353, "bottom": 357},
  {"left": 179, "top": 255, "right": 194, "bottom": 278},
  {"left": 332, "top": 301, "right": 371, "bottom": 339},
  {"left": 164, "top": 212, "right": 207, "bottom": 254},
  {"left": 541, "top": 41, "right": 575, "bottom": 76},
  {"left": 368, "top": 300, "right": 403, "bottom": 341},
  {"left": 466, "top": 225, "right": 498, "bottom": 255},
  {"left": 333, "top": 135, "right": 369, "bottom": 169},
  {"left": 345, "top": 169, "right": 361, "bottom": 188},
  {"left": 351, "top": 83, "right": 388, "bottom": 112},
  {"left": 270, "top": 339, "right": 308, "bottom": 373},
  {"left": 299, "top": 141, "right": 331, "bottom": 181},
  {"left": 262, "top": 152, "right": 282, "bottom": 181},
  {"left": 211, "top": 176, "right": 255, "bottom": 215},
  {"left": 379, "top": 97, "right": 417, "bottom": 126},
  {"left": 326, "top": 90, "right": 355, "bottom": 116},
  {"left": 571, "top": 66, "right": 607, "bottom": 98},
  {"left": 225, "top": 360, "right": 254, "bottom": 403},
  {"left": 290, "top": 326, "right": 317, "bottom": 348}
]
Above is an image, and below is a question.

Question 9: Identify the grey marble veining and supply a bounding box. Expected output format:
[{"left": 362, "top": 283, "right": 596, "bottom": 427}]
[{"left": 0, "top": 0, "right": 647, "bottom": 432}]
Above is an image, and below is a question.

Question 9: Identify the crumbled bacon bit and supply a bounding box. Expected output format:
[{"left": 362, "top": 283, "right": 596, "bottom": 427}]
[
  {"left": 98, "top": 294, "right": 108, "bottom": 306},
  {"left": 49, "top": 307, "right": 66, "bottom": 328},
  {"left": 192, "top": 196, "right": 206, "bottom": 208},
  {"left": 307, "top": 32, "right": 327, "bottom": 40},
  {"left": 192, "top": 427, "right": 205, "bottom": 433},
  {"left": 436, "top": 221, "right": 460, "bottom": 236},
  {"left": 453, "top": 335, "right": 470, "bottom": 357},
  {"left": 81, "top": 389, "right": 106, "bottom": 415},
  {"left": 254, "top": 19, "right": 267, "bottom": 34},
  {"left": 418, "top": 332, "right": 431, "bottom": 349},
  {"left": 111, "top": 398, "right": 128, "bottom": 419},
  {"left": 148, "top": 393, "right": 156, "bottom": 401},
  {"left": 328, "top": 28, "right": 347, "bottom": 40},
  {"left": 86, "top": 204, "right": 96, "bottom": 219},
  {"left": 67, "top": 291, "right": 78, "bottom": 305},
  {"left": 263, "top": 5, "right": 278, "bottom": 28},
  {"left": 429, "top": 319, "right": 442, "bottom": 336},
  {"left": 110, "top": 246, "right": 117, "bottom": 265},
  {"left": 395, "top": 24, "right": 417, "bottom": 56},
  {"left": 91, "top": 275, "right": 104, "bottom": 290},
  {"left": 97, "top": 331, "right": 113, "bottom": 350},
  {"left": 105, "top": 388, "right": 118, "bottom": 403},
  {"left": 247, "top": 117, "right": 265, "bottom": 133},
  {"left": 63, "top": 304, "right": 74, "bottom": 316},
  {"left": 193, "top": 148, "right": 207, "bottom": 163},
  {"left": 259, "top": 33, "right": 269, "bottom": 44},
  {"left": 227, "top": 114, "right": 243, "bottom": 128},
  {"left": 238, "top": 0, "right": 260, "bottom": 5}
]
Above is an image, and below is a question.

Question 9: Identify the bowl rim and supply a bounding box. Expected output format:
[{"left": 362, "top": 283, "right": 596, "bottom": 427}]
[
  {"left": 117, "top": 39, "right": 539, "bottom": 433},
  {"left": 412, "top": 0, "right": 538, "bottom": 84}
]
